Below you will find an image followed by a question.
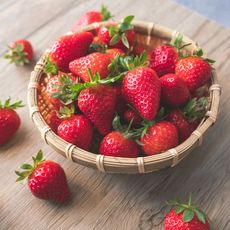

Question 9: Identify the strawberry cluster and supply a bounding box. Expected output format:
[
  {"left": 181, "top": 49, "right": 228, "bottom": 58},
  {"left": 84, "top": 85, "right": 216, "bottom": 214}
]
[{"left": 42, "top": 15, "right": 214, "bottom": 159}]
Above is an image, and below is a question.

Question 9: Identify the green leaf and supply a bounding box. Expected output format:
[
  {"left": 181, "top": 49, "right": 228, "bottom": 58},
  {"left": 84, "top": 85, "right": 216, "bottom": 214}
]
[
  {"left": 112, "top": 114, "right": 124, "bottom": 131},
  {"left": 110, "top": 34, "right": 120, "bottom": 46},
  {"left": 36, "top": 150, "right": 43, "bottom": 162},
  {"left": 16, "top": 176, "right": 25, "bottom": 182},
  {"left": 121, "top": 33, "right": 129, "bottom": 49},
  {"left": 194, "top": 48, "right": 203, "bottom": 57},
  {"left": 109, "top": 26, "right": 119, "bottom": 37},
  {"left": 175, "top": 206, "right": 185, "bottom": 214},
  {"left": 101, "top": 4, "right": 113, "bottom": 21},
  {"left": 204, "top": 58, "right": 215, "bottom": 64},
  {"left": 123, "top": 15, "right": 134, "bottom": 24},
  {"left": 20, "top": 163, "right": 33, "bottom": 170},
  {"left": 44, "top": 57, "right": 58, "bottom": 75},
  {"left": 183, "top": 209, "right": 194, "bottom": 222},
  {"left": 194, "top": 209, "right": 206, "bottom": 224},
  {"left": 51, "top": 92, "right": 61, "bottom": 98}
]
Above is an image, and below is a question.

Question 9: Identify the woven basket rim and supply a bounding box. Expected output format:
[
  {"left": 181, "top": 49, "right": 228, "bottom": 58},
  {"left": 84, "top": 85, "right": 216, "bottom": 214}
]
[{"left": 27, "top": 20, "right": 221, "bottom": 174}]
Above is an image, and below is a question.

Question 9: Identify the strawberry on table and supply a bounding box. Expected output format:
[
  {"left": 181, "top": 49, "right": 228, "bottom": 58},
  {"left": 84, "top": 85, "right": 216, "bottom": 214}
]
[
  {"left": 160, "top": 73, "right": 190, "bottom": 107},
  {"left": 97, "top": 15, "right": 135, "bottom": 51},
  {"left": 57, "top": 106, "right": 93, "bottom": 150},
  {"left": 71, "top": 5, "right": 112, "bottom": 32},
  {"left": 48, "top": 32, "right": 93, "bottom": 72},
  {"left": 140, "top": 121, "right": 178, "bottom": 156},
  {"left": 165, "top": 194, "right": 210, "bottom": 230},
  {"left": 15, "top": 150, "right": 70, "bottom": 203},
  {"left": 69, "top": 52, "right": 111, "bottom": 82},
  {"left": 4, "top": 39, "right": 33, "bottom": 66},
  {"left": 99, "top": 116, "right": 139, "bottom": 158},
  {"left": 0, "top": 99, "right": 24, "bottom": 146},
  {"left": 175, "top": 56, "right": 212, "bottom": 93}
]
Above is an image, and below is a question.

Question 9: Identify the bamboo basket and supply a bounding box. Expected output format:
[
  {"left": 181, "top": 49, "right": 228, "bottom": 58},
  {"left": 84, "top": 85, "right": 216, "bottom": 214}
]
[{"left": 27, "top": 21, "right": 221, "bottom": 174}]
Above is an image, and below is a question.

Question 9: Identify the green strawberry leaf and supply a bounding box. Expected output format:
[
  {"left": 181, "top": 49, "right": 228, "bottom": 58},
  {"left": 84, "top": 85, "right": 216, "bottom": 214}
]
[
  {"left": 183, "top": 209, "right": 194, "bottom": 222},
  {"left": 100, "top": 4, "right": 113, "bottom": 21},
  {"left": 123, "top": 15, "right": 134, "bottom": 24},
  {"left": 20, "top": 163, "right": 33, "bottom": 170},
  {"left": 110, "top": 34, "right": 120, "bottom": 46},
  {"left": 204, "top": 58, "right": 215, "bottom": 64},
  {"left": 175, "top": 206, "right": 185, "bottom": 214},
  {"left": 121, "top": 33, "right": 129, "bottom": 48},
  {"left": 36, "top": 150, "right": 44, "bottom": 162},
  {"left": 44, "top": 57, "right": 58, "bottom": 75},
  {"left": 194, "top": 209, "right": 206, "bottom": 224}
]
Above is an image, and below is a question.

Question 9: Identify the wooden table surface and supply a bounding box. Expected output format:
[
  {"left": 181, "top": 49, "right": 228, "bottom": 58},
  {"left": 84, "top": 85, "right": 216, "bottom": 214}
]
[{"left": 1, "top": 0, "right": 230, "bottom": 229}]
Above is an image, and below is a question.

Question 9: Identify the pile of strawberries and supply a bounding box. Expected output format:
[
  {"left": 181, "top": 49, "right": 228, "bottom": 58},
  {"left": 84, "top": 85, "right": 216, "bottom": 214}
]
[{"left": 41, "top": 14, "right": 213, "bottom": 159}]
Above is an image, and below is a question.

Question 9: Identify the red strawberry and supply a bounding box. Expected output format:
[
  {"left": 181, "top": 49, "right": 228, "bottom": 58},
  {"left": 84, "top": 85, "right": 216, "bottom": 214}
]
[
  {"left": 69, "top": 52, "right": 111, "bottom": 82},
  {"left": 133, "top": 46, "right": 151, "bottom": 59},
  {"left": 99, "top": 131, "right": 138, "bottom": 157},
  {"left": 122, "top": 67, "right": 161, "bottom": 121},
  {"left": 49, "top": 32, "right": 93, "bottom": 72},
  {"left": 123, "top": 109, "right": 142, "bottom": 127},
  {"left": 45, "top": 74, "right": 77, "bottom": 109},
  {"left": 160, "top": 74, "right": 190, "bottom": 107},
  {"left": 165, "top": 195, "right": 210, "bottom": 230},
  {"left": 97, "top": 16, "right": 135, "bottom": 51},
  {"left": 175, "top": 57, "right": 211, "bottom": 92},
  {"left": 58, "top": 114, "right": 93, "bottom": 150},
  {"left": 0, "top": 99, "right": 24, "bottom": 146},
  {"left": 49, "top": 111, "right": 63, "bottom": 133},
  {"left": 167, "top": 110, "right": 194, "bottom": 142},
  {"left": 149, "top": 45, "right": 179, "bottom": 77},
  {"left": 78, "top": 84, "right": 117, "bottom": 136},
  {"left": 71, "top": 5, "right": 112, "bottom": 32},
  {"left": 15, "top": 150, "right": 69, "bottom": 203},
  {"left": 4, "top": 39, "right": 33, "bottom": 65},
  {"left": 140, "top": 121, "right": 178, "bottom": 156},
  {"left": 113, "top": 85, "right": 127, "bottom": 115},
  {"left": 105, "top": 48, "right": 125, "bottom": 59}
]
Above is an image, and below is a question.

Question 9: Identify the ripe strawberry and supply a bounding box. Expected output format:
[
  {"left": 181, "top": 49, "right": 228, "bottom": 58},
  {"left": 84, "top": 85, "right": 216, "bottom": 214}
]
[
  {"left": 105, "top": 48, "right": 125, "bottom": 59},
  {"left": 133, "top": 46, "right": 151, "bottom": 59},
  {"left": 0, "top": 99, "right": 24, "bottom": 146},
  {"left": 149, "top": 45, "right": 179, "bottom": 77},
  {"left": 15, "top": 150, "right": 69, "bottom": 203},
  {"left": 123, "top": 109, "right": 142, "bottom": 127},
  {"left": 113, "top": 84, "right": 127, "bottom": 115},
  {"left": 58, "top": 114, "right": 93, "bottom": 150},
  {"left": 45, "top": 74, "right": 77, "bottom": 109},
  {"left": 71, "top": 5, "right": 112, "bottom": 32},
  {"left": 175, "top": 57, "right": 211, "bottom": 92},
  {"left": 167, "top": 109, "right": 194, "bottom": 142},
  {"left": 165, "top": 195, "right": 210, "bottom": 230},
  {"left": 49, "top": 111, "right": 63, "bottom": 133},
  {"left": 97, "top": 15, "right": 135, "bottom": 51},
  {"left": 140, "top": 121, "right": 178, "bottom": 156},
  {"left": 49, "top": 32, "right": 93, "bottom": 72},
  {"left": 4, "top": 39, "right": 33, "bottom": 66},
  {"left": 160, "top": 74, "right": 190, "bottom": 107},
  {"left": 69, "top": 52, "right": 111, "bottom": 82},
  {"left": 78, "top": 84, "right": 117, "bottom": 136},
  {"left": 100, "top": 131, "right": 139, "bottom": 157},
  {"left": 122, "top": 67, "right": 161, "bottom": 121}
]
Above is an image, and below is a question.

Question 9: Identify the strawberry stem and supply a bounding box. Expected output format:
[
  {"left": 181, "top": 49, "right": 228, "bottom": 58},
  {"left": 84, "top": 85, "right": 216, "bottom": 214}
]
[{"left": 0, "top": 98, "right": 24, "bottom": 109}]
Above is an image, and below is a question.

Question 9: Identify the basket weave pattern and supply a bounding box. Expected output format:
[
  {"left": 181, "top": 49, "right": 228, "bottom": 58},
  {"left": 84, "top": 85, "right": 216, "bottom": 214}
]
[{"left": 27, "top": 21, "right": 221, "bottom": 174}]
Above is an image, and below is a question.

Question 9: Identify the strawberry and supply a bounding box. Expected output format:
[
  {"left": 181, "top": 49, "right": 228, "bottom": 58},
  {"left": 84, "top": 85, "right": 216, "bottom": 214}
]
[
  {"left": 122, "top": 67, "right": 161, "bottom": 121},
  {"left": 15, "top": 150, "right": 69, "bottom": 203},
  {"left": 160, "top": 73, "right": 190, "bottom": 107},
  {"left": 58, "top": 112, "right": 93, "bottom": 151},
  {"left": 49, "top": 32, "right": 93, "bottom": 72},
  {"left": 45, "top": 74, "right": 77, "bottom": 109},
  {"left": 99, "top": 115, "right": 139, "bottom": 157},
  {"left": 133, "top": 46, "right": 151, "bottom": 59},
  {"left": 69, "top": 52, "right": 111, "bottom": 82},
  {"left": 123, "top": 109, "right": 142, "bottom": 127},
  {"left": 105, "top": 48, "right": 125, "bottom": 59},
  {"left": 78, "top": 84, "right": 117, "bottom": 136},
  {"left": 140, "top": 121, "right": 178, "bottom": 156},
  {"left": 97, "top": 15, "right": 135, "bottom": 51},
  {"left": 113, "top": 84, "right": 127, "bottom": 115},
  {"left": 149, "top": 45, "right": 179, "bottom": 77},
  {"left": 165, "top": 195, "right": 210, "bottom": 230},
  {"left": 167, "top": 97, "right": 208, "bottom": 142},
  {"left": 4, "top": 39, "right": 33, "bottom": 66},
  {"left": 71, "top": 5, "right": 112, "bottom": 32},
  {"left": 167, "top": 110, "right": 194, "bottom": 142},
  {"left": 49, "top": 111, "right": 63, "bottom": 133},
  {"left": 175, "top": 57, "right": 212, "bottom": 93},
  {"left": 0, "top": 99, "right": 24, "bottom": 146}
]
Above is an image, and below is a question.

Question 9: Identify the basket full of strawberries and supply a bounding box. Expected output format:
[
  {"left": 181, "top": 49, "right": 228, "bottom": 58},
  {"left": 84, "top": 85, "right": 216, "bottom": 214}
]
[{"left": 27, "top": 10, "right": 220, "bottom": 173}]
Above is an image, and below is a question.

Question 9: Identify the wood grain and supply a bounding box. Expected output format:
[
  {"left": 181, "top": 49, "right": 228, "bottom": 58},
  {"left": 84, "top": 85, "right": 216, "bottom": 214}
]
[{"left": 0, "top": 0, "right": 230, "bottom": 229}]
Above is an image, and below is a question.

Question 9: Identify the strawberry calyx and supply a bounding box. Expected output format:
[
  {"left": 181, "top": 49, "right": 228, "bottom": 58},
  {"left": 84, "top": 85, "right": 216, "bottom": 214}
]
[
  {"left": 100, "top": 4, "right": 113, "bottom": 21},
  {"left": 44, "top": 57, "right": 58, "bottom": 75},
  {"left": 4, "top": 43, "right": 30, "bottom": 66},
  {"left": 0, "top": 98, "right": 24, "bottom": 109},
  {"left": 166, "top": 194, "right": 208, "bottom": 224},
  {"left": 57, "top": 105, "right": 75, "bottom": 119},
  {"left": 89, "top": 43, "right": 107, "bottom": 53},
  {"left": 182, "top": 97, "right": 208, "bottom": 123},
  {"left": 192, "top": 48, "right": 216, "bottom": 64},
  {"left": 109, "top": 15, "right": 134, "bottom": 48},
  {"left": 15, "top": 150, "right": 45, "bottom": 182}
]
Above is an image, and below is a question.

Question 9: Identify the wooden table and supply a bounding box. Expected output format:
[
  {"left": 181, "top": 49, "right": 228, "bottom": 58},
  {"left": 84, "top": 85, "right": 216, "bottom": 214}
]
[{"left": 1, "top": 0, "right": 229, "bottom": 229}]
